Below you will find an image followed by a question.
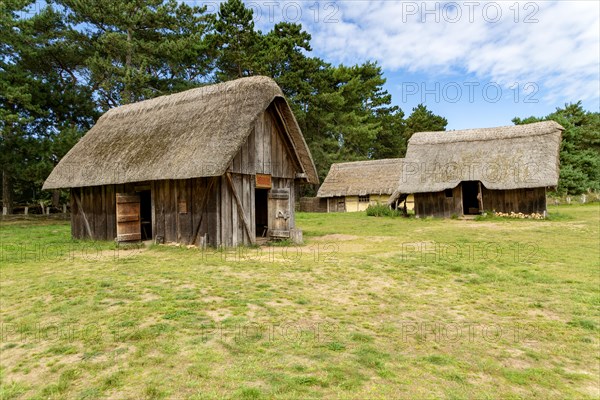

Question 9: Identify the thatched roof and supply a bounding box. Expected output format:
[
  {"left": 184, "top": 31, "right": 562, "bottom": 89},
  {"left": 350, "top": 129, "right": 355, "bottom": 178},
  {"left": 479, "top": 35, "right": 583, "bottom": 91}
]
[
  {"left": 317, "top": 158, "right": 405, "bottom": 197},
  {"left": 43, "top": 76, "right": 318, "bottom": 189},
  {"left": 388, "top": 121, "right": 563, "bottom": 203}
]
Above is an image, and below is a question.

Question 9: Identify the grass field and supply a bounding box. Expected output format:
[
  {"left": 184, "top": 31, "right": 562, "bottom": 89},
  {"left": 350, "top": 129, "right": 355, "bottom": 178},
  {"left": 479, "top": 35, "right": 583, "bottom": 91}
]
[{"left": 1, "top": 204, "right": 599, "bottom": 399}]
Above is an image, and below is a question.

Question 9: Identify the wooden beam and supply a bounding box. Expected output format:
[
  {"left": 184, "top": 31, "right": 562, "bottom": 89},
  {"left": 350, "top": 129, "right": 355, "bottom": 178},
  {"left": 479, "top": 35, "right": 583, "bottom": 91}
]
[
  {"left": 74, "top": 188, "right": 93, "bottom": 239},
  {"left": 478, "top": 181, "right": 484, "bottom": 212},
  {"left": 226, "top": 172, "right": 255, "bottom": 245}
]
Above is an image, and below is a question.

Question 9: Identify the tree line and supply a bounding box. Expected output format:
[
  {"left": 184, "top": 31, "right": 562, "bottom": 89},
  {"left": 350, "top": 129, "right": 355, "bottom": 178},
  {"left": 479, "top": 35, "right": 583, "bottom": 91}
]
[
  {"left": 513, "top": 102, "right": 599, "bottom": 196},
  {"left": 1, "top": 0, "right": 597, "bottom": 213}
]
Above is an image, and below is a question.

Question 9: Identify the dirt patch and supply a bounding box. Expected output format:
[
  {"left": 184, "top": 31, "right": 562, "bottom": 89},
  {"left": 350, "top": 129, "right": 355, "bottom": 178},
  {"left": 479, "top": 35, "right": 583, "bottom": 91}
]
[
  {"left": 265, "top": 298, "right": 295, "bottom": 308},
  {"left": 362, "top": 236, "right": 397, "bottom": 243},
  {"left": 177, "top": 283, "right": 196, "bottom": 290},
  {"left": 206, "top": 309, "right": 232, "bottom": 322},
  {"left": 140, "top": 292, "right": 160, "bottom": 302},
  {"left": 246, "top": 303, "right": 264, "bottom": 319},
  {"left": 201, "top": 296, "right": 225, "bottom": 303},
  {"left": 526, "top": 309, "right": 563, "bottom": 322},
  {"left": 581, "top": 384, "right": 600, "bottom": 398}
]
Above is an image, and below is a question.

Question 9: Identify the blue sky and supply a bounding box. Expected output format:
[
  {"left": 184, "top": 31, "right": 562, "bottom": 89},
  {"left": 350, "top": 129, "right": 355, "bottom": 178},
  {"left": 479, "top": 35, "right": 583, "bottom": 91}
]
[
  {"left": 23, "top": 0, "right": 600, "bottom": 129},
  {"left": 247, "top": 0, "right": 599, "bottom": 129}
]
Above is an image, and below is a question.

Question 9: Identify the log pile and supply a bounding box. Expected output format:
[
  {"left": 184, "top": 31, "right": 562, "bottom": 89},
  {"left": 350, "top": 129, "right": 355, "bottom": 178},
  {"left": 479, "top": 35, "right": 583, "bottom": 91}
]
[{"left": 494, "top": 211, "right": 545, "bottom": 219}]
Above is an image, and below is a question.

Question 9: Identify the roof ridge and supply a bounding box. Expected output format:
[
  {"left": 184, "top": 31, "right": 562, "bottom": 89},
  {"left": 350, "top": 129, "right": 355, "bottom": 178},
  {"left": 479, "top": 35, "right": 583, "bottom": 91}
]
[
  {"left": 105, "top": 76, "right": 280, "bottom": 120},
  {"left": 410, "top": 121, "right": 564, "bottom": 145},
  {"left": 332, "top": 158, "right": 404, "bottom": 167}
]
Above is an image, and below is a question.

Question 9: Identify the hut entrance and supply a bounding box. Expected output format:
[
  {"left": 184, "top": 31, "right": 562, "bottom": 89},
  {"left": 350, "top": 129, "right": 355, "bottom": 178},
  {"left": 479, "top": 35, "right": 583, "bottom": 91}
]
[
  {"left": 138, "top": 190, "right": 152, "bottom": 240},
  {"left": 116, "top": 193, "right": 141, "bottom": 242},
  {"left": 255, "top": 189, "right": 269, "bottom": 238},
  {"left": 462, "top": 181, "right": 482, "bottom": 215},
  {"left": 268, "top": 188, "right": 291, "bottom": 238}
]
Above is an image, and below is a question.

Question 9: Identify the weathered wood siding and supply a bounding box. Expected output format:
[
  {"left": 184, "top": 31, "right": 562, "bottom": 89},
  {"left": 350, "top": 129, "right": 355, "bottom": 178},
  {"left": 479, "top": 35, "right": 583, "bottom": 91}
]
[
  {"left": 326, "top": 197, "right": 346, "bottom": 212},
  {"left": 414, "top": 185, "right": 463, "bottom": 218},
  {"left": 150, "top": 177, "right": 254, "bottom": 247},
  {"left": 414, "top": 185, "right": 547, "bottom": 217},
  {"left": 298, "top": 197, "right": 328, "bottom": 213},
  {"left": 70, "top": 184, "right": 132, "bottom": 240},
  {"left": 252, "top": 106, "right": 297, "bottom": 178},
  {"left": 481, "top": 187, "right": 546, "bottom": 214}
]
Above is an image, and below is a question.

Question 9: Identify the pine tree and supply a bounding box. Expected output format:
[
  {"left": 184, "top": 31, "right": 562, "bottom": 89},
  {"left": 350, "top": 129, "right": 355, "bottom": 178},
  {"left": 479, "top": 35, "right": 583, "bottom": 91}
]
[
  {"left": 404, "top": 104, "right": 448, "bottom": 138},
  {"left": 513, "top": 102, "right": 600, "bottom": 195},
  {"left": 213, "top": 0, "right": 259, "bottom": 81},
  {"left": 1, "top": 2, "right": 98, "bottom": 212},
  {"left": 56, "top": 0, "right": 214, "bottom": 108}
]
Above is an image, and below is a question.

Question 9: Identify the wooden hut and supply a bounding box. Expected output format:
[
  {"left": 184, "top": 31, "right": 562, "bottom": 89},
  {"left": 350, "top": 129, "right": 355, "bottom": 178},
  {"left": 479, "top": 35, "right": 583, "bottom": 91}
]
[
  {"left": 317, "top": 159, "right": 413, "bottom": 212},
  {"left": 388, "top": 121, "right": 563, "bottom": 217},
  {"left": 43, "top": 76, "right": 319, "bottom": 246}
]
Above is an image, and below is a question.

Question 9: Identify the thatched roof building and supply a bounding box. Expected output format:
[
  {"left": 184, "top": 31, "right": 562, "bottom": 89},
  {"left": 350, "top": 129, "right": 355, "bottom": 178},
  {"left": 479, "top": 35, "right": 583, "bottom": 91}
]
[
  {"left": 44, "top": 76, "right": 317, "bottom": 189},
  {"left": 44, "top": 76, "right": 318, "bottom": 246},
  {"left": 318, "top": 159, "right": 404, "bottom": 197},
  {"left": 389, "top": 121, "right": 563, "bottom": 217},
  {"left": 317, "top": 159, "right": 413, "bottom": 212}
]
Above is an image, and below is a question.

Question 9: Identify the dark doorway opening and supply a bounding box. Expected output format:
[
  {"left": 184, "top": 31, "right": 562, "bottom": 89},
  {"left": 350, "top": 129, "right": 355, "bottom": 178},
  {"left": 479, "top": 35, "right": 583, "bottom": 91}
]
[
  {"left": 462, "top": 181, "right": 481, "bottom": 215},
  {"left": 255, "top": 189, "right": 269, "bottom": 238},
  {"left": 139, "top": 190, "right": 152, "bottom": 240}
]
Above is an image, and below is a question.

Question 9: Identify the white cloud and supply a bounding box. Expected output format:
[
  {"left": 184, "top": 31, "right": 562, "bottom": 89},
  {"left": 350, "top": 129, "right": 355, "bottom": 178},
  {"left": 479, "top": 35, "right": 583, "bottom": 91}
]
[{"left": 254, "top": 0, "right": 599, "bottom": 103}]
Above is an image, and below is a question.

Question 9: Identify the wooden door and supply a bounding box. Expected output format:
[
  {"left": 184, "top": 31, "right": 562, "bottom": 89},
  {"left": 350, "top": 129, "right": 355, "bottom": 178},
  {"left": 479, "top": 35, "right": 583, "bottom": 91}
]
[
  {"left": 337, "top": 197, "right": 346, "bottom": 212},
  {"left": 268, "top": 188, "right": 290, "bottom": 238},
  {"left": 116, "top": 193, "right": 141, "bottom": 242}
]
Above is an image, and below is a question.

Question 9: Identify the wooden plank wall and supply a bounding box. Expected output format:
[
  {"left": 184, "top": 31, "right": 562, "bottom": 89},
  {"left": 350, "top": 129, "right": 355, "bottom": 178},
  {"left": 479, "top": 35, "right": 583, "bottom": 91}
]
[
  {"left": 226, "top": 107, "right": 298, "bottom": 244},
  {"left": 270, "top": 110, "right": 296, "bottom": 179},
  {"left": 151, "top": 176, "right": 255, "bottom": 247},
  {"left": 153, "top": 178, "right": 217, "bottom": 246},
  {"left": 217, "top": 174, "right": 255, "bottom": 247},
  {"left": 71, "top": 184, "right": 129, "bottom": 240},
  {"left": 70, "top": 188, "right": 81, "bottom": 238},
  {"left": 414, "top": 185, "right": 547, "bottom": 217},
  {"left": 326, "top": 197, "right": 347, "bottom": 213},
  {"left": 252, "top": 109, "right": 297, "bottom": 178},
  {"left": 481, "top": 187, "right": 546, "bottom": 214},
  {"left": 298, "top": 197, "right": 328, "bottom": 213},
  {"left": 228, "top": 129, "right": 255, "bottom": 175},
  {"left": 255, "top": 111, "right": 271, "bottom": 175},
  {"left": 414, "top": 185, "right": 462, "bottom": 218}
]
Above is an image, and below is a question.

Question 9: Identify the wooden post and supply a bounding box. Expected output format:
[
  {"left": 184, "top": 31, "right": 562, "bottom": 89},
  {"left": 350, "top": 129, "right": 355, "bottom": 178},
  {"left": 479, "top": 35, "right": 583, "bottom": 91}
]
[
  {"left": 74, "top": 190, "right": 93, "bottom": 239},
  {"left": 477, "top": 182, "right": 484, "bottom": 212},
  {"left": 63, "top": 204, "right": 67, "bottom": 214},
  {"left": 226, "top": 173, "right": 255, "bottom": 245},
  {"left": 46, "top": 207, "right": 50, "bottom": 215},
  {"left": 290, "top": 228, "right": 303, "bottom": 244},
  {"left": 24, "top": 206, "right": 28, "bottom": 215},
  {"left": 2, "top": 207, "right": 6, "bottom": 216}
]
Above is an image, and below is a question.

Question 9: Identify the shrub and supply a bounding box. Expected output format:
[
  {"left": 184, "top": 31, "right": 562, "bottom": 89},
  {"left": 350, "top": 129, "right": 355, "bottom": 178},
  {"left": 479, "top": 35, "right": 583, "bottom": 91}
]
[{"left": 365, "top": 204, "right": 402, "bottom": 217}]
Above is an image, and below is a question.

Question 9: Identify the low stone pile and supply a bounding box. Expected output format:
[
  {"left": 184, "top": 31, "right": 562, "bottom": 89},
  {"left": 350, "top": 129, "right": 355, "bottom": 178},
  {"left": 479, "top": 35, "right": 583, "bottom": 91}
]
[{"left": 494, "top": 211, "right": 545, "bottom": 219}]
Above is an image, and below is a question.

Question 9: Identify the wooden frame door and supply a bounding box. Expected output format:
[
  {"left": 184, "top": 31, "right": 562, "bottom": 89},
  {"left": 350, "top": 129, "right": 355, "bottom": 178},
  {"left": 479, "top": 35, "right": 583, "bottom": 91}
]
[
  {"left": 116, "top": 193, "right": 141, "bottom": 242},
  {"left": 268, "top": 188, "right": 290, "bottom": 238}
]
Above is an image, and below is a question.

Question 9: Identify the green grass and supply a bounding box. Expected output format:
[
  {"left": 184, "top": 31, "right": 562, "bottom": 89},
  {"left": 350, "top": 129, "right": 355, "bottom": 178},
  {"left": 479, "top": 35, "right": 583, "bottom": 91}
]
[{"left": 0, "top": 204, "right": 599, "bottom": 399}]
